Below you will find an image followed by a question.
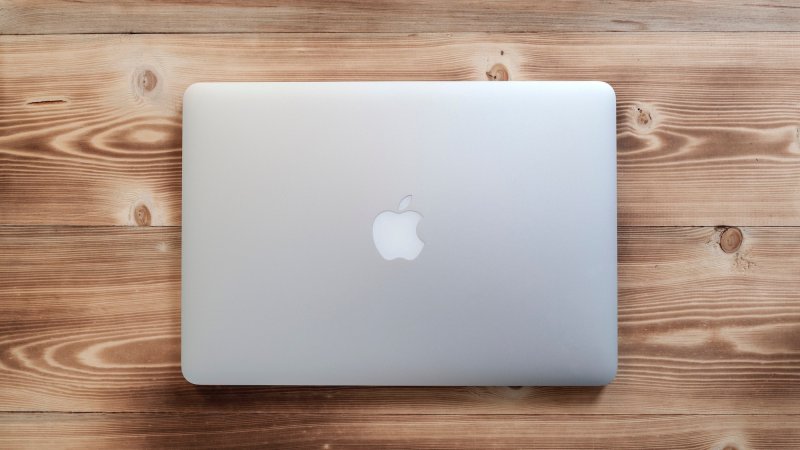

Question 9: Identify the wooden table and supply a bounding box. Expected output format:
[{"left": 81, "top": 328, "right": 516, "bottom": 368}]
[{"left": 2, "top": 2, "right": 800, "bottom": 448}]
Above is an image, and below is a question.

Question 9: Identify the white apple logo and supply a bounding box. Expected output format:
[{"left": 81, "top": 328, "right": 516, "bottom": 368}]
[{"left": 372, "top": 195, "right": 425, "bottom": 261}]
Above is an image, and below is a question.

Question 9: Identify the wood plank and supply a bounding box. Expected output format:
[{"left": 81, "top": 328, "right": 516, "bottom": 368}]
[
  {"left": 1, "top": 413, "right": 799, "bottom": 449},
  {"left": 1, "top": 225, "right": 798, "bottom": 413},
  {"left": 3, "top": 1, "right": 800, "bottom": 34},
  {"left": 2, "top": 33, "right": 799, "bottom": 227}
]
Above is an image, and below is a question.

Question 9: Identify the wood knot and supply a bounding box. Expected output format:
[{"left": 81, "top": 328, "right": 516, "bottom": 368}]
[
  {"left": 140, "top": 70, "right": 158, "bottom": 92},
  {"left": 132, "top": 67, "right": 160, "bottom": 98},
  {"left": 635, "top": 105, "right": 652, "bottom": 127},
  {"left": 134, "top": 203, "right": 152, "bottom": 226},
  {"left": 631, "top": 104, "right": 657, "bottom": 133},
  {"left": 486, "top": 64, "right": 510, "bottom": 81},
  {"left": 719, "top": 227, "right": 743, "bottom": 253}
]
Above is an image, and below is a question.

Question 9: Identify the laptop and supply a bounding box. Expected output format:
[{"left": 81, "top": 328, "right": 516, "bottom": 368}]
[{"left": 181, "top": 81, "right": 617, "bottom": 386}]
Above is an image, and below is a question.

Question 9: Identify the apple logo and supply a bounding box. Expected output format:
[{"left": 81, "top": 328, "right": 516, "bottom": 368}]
[{"left": 372, "top": 195, "right": 425, "bottom": 261}]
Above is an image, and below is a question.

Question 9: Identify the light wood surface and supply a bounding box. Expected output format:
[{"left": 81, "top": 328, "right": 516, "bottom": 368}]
[
  {"left": 2, "top": 1, "right": 800, "bottom": 33},
  {"left": 2, "top": 414, "right": 799, "bottom": 449},
  {"left": 1, "top": 2, "right": 799, "bottom": 448},
  {"left": 2, "top": 33, "right": 800, "bottom": 226},
  {"left": 0, "top": 225, "right": 798, "bottom": 416}
]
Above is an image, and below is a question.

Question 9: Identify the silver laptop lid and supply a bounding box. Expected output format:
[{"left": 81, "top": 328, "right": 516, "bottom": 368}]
[{"left": 182, "top": 81, "right": 617, "bottom": 386}]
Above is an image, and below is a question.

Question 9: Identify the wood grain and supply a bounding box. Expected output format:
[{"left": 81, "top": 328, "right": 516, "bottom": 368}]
[
  {"left": 1, "top": 413, "right": 799, "bottom": 449},
  {"left": 2, "top": 33, "right": 800, "bottom": 227},
  {"left": 3, "top": 5, "right": 800, "bottom": 445},
  {"left": 3, "top": 1, "right": 800, "bottom": 34},
  {"left": 1, "top": 225, "right": 798, "bottom": 414}
]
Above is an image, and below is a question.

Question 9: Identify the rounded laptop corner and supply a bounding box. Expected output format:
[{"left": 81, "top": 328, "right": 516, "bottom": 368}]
[
  {"left": 592, "top": 81, "right": 616, "bottom": 104},
  {"left": 597, "top": 358, "right": 618, "bottom": 386},
  {"left": 181, "top": 359, "right": 204, "bottom": 386},
  {"left": 183, "top": 82, "right": 210, "bottom": 105}
]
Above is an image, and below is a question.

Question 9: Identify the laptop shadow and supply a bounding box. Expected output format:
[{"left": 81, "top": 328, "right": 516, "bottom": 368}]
[{"left": 175, "top": 384, "right": 609, "bottom": 412}]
